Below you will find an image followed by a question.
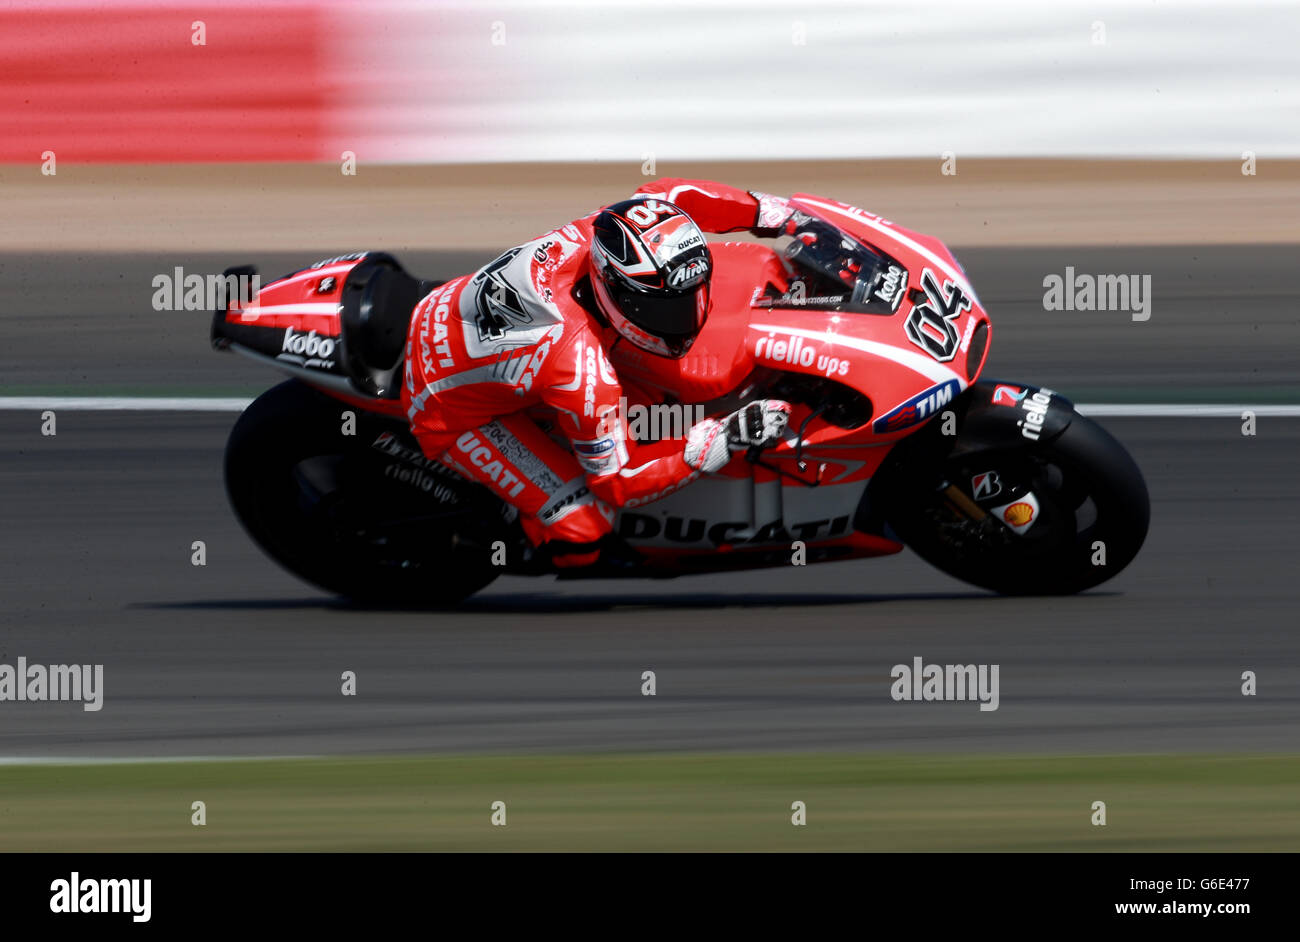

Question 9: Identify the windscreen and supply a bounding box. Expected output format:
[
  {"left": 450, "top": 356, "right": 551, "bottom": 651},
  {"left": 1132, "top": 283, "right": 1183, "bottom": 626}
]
[{"left": 752, "top": 211, "right": 908, "bottom": 315}]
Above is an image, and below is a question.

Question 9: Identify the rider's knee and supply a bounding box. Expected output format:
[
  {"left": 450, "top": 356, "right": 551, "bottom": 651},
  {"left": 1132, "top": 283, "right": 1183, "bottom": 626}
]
[{"left": 521, "top": 500, "right": 613, "bottom": 551}]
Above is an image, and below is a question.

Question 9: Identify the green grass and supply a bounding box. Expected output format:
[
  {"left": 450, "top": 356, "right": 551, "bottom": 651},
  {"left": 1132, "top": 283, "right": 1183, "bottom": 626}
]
[{"left": 2, "top": 754, "right": 1298, "bottom": 851}]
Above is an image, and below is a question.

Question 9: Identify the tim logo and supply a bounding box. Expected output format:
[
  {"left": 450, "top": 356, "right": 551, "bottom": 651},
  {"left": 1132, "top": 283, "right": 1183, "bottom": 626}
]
[
  {"left": 992, "top": 384, "right": 1028, "bottom": 406},
  {"left": 873, "top": 379, "right": 960, "bottom": 433}
]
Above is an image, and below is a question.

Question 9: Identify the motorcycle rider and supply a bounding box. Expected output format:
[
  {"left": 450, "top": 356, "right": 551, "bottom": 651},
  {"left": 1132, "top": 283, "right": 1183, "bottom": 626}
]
[{"left": 402, "top": 179, "right": 799, "bottom": 566}]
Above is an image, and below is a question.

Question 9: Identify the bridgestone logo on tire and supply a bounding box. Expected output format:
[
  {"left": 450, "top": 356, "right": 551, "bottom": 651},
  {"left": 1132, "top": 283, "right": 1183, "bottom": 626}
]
[{"left": 282, "top": 328, "right": 336, "bottom": 359}]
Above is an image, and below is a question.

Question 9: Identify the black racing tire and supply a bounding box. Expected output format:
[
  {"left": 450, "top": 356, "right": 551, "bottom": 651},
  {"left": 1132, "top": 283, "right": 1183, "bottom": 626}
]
[
  {"left": 879, "top": 413, "right": 1150, "bottom": 595},
  {"left": 224, "top": 380, "right": 501, "bottom": 604}
]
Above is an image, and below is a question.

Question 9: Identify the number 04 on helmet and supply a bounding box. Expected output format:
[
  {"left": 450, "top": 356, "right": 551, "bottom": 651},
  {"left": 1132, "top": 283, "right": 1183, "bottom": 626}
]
[{"left": 589, "top": 197, "right": 713, "bottom": 359}]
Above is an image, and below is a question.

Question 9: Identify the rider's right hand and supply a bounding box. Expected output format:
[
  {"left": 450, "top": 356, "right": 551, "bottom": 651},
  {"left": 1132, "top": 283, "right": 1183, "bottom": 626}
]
[
  {"left": 749, "top": 191, "right": 795, "bottom": 236},
  {"left": 725, "top": 399, "right": 791, "bottom": 449}
]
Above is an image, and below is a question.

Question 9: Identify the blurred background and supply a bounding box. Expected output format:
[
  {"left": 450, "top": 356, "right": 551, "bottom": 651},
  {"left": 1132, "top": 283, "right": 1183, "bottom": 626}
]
[
  {"left": 2, "top": 0, "right": 1297, "bottom": 254},
  {"left": 7, "top": 0, "right": 1297, "bottom": 162},
  {"left": 1, "top": 0, "right": 1297, "bottom": 851}
]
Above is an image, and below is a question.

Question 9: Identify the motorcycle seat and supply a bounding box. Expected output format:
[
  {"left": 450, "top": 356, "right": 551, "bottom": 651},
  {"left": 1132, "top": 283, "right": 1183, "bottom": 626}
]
[{"left": 339, "top": 253, "right": 443, "bottom": 399}]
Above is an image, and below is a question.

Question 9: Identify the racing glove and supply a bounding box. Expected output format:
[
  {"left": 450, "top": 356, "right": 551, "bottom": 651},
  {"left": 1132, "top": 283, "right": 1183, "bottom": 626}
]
[
  {"left": 749, "top": 191, "right": 795, "bottom": 237},
  {"left": 684, "top": 400, "right": 792, "bottom": 472}
]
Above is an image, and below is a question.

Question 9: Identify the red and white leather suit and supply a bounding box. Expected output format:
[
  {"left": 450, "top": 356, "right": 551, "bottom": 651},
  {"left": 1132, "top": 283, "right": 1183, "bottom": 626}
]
[{"left": 401, "top": 179, "right": 790, "bottom": 562}]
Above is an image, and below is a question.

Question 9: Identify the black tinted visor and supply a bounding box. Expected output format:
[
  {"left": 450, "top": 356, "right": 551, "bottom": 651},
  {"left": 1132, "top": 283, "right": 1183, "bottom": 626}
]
[{"left": 610, "top": 280, "right": 708, "bottom": 340}]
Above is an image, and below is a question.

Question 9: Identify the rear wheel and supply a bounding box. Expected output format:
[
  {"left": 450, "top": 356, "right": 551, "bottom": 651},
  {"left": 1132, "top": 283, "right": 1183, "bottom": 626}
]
[
  {"left": 224, "top": 380, "right": 504, "bottom": 603},
  {"left": 875, "top": 413, "right": 1149, "bottom": 595}
]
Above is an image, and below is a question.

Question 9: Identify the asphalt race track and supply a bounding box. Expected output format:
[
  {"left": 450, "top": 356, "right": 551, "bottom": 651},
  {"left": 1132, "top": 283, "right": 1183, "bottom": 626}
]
[{"left": 0, "top": 246, "right": 1296, "bottom": 758}]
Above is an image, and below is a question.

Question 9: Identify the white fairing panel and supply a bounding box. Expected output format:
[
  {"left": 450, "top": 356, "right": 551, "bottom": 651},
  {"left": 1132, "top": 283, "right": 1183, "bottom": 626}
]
[{"left": 613, "top": 474, "right": 867, "bottom": 548}]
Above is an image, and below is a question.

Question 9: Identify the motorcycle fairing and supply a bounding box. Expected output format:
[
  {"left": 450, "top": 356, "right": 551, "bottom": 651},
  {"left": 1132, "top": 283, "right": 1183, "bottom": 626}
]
[{"left": 210, "top": 252, "right": 420, "bottom": 417}]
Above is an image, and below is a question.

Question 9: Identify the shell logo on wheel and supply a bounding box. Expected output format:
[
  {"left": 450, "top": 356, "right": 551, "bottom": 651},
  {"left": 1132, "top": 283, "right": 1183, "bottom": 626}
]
[
  {"left": 1003, "top": 502, "right": 1034, "bottom": 526},
  {"left": 990, "top": 492, "right": 1041, "bottom": 535}
]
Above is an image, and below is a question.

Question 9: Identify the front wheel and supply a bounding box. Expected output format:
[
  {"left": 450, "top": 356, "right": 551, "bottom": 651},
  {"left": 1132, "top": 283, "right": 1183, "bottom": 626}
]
[{"left": 876, "top": 412, "right": 1150, "bottom": 595}]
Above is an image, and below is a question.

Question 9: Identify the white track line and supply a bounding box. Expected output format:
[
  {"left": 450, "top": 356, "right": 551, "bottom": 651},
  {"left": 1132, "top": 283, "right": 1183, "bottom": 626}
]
[
  {"left": 0, "top": 396, "right": 252, "bottom": 412},
  {"left": 0, "top": 755, "right": 320, "bottom": 766},
  {"left": 0, "top": 397, "right": 1298, "bottom": 418}
]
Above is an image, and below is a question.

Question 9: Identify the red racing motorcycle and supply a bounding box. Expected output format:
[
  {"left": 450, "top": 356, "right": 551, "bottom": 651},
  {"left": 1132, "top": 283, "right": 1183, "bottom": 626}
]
[{"left": 211, "top": 194, "right": 1149, "bottom": 602}]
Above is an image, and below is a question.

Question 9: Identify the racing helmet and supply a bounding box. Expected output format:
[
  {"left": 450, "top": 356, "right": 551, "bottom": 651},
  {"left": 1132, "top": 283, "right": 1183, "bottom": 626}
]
[{"left": 589, "top": 197, "right": 712, "bottom": 358}]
